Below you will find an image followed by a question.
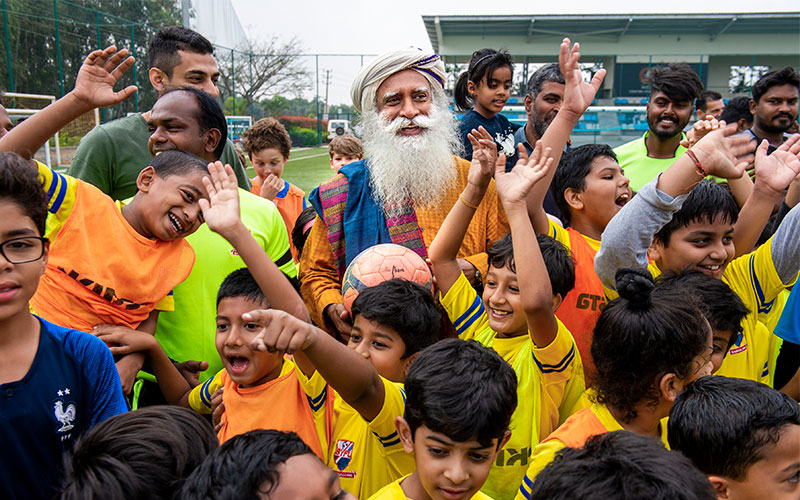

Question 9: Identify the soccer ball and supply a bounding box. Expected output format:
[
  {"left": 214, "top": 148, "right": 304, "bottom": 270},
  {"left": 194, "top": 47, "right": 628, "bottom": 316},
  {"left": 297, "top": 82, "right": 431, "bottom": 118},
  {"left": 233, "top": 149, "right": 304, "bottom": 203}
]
[{"left": 341, "top": 244, "right": 433, "bottom": 314}]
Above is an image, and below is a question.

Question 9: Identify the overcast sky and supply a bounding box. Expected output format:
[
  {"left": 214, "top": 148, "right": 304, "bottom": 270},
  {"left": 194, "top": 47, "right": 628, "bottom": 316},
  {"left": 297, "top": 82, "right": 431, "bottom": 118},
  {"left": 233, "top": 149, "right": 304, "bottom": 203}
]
[{"left": 229, "top": 0, "right": 796, "bottom": 106}]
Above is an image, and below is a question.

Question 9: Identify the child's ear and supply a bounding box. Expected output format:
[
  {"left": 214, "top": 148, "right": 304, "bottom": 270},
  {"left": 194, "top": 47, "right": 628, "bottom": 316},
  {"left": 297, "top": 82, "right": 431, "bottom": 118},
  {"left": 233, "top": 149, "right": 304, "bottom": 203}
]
[
  {"left": 708, "top": 475, "right": 732, "bottom": 499},
  {"left": 564, "top": 187, "right": 584, "bottom": 211},
  {"left": 647, "top": 242, "right": 663, "bottom": 263},
  {"left": 148, "top": 67, "right": 169, "bottom": 94},
  {"left": 551, "top": 293, "right": 564, "bottom": 312},
  {"left": 658, "top": 372, "right": 683, "bottom": 402},
  {"left": 203, "top": 129, "right": 223, "bottom": 157},
  {"left": 496, "top": 430, "right": 512, "bottom": 452},
  {"left": 402, "top": 352, "right": 420, "bottom": 377},
  {"left": 467, "top": 79, "right": 477, "bottom": 97},
  {"left": 395, "top": 417, "right": 415, "bottom": 454},
  {"left": 136, "top": 166, "right": 157, "bottom": 193}
]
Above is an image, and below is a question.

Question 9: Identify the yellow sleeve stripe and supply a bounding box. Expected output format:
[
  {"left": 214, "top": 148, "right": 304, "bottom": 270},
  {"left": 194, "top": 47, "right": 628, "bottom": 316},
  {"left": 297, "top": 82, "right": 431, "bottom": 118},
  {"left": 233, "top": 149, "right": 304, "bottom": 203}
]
[{"left": 533, "top": 344, "right": 576, "bottom": 374}]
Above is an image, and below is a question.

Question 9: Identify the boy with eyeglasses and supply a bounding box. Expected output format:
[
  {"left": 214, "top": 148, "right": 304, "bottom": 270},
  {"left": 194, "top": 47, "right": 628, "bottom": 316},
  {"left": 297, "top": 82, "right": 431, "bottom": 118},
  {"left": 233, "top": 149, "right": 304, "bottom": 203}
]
[{"left": 0, "top": 152, "right": 127, "bottom": 500}]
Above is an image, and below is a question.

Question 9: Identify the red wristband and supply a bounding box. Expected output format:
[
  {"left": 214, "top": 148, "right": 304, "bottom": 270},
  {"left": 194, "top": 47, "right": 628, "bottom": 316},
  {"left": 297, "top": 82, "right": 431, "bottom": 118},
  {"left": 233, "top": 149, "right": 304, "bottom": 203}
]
[{"left": 686, "top": 149, "right": 708, "bottom": 177}]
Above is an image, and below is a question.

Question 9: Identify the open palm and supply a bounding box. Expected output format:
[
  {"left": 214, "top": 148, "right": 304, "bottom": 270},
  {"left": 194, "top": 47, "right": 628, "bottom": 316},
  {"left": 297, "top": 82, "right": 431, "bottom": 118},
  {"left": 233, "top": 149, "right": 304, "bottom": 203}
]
[
  {"left": 200, "top": 162, "right": 241, "bottom": 235},
  {"left": 496, "top": 142, "right": 553, "bottom": 207},
  {"left": 71, "top": 46, "right": 137, "bottom": 109},
  {"left": 755, "top": 134, "right": 800, "bottom": 194},
  {"left": 559, "top": 38, "right": 606, "bottom": 118}
]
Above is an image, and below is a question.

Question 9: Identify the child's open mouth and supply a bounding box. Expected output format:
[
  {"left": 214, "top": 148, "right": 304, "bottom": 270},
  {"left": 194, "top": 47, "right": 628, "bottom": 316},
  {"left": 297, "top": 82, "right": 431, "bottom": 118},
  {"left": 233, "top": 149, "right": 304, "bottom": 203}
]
[
  {"left": 227, "top": 356, "right": 250, "bottom": 374},
  {"left": 615, "top": 192, "right": 630, "bottom": 208},
  {"left": 168, "top": 212, "right": 184, "bottom": 235}
]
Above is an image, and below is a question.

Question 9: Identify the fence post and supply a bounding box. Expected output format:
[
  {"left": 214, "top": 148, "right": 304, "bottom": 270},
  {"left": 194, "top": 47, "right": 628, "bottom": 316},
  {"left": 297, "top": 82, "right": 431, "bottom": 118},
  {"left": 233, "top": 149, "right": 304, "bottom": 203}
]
[
  {"left": 231, "top": 49, "right": 235, "bottom": 115},
  {"left": 2, "top": 0, "right": 13, "bottom": 92},
  {"left": 316, "top": 54, "right": 321, "bottom": 146},
  {"left": 131, "top": 23, "right": 138, "bottom": 112},
  {"left": 53, "top": 0, "right": 64, "bottom": 96},
  {"left": 249, "top": 52, "right": 253, "bottom": 117}
]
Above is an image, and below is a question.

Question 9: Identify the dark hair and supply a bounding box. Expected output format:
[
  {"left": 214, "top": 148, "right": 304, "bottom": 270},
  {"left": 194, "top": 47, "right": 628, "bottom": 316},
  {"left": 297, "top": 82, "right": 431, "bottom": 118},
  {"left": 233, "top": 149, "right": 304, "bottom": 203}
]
[
  {"left": 696, "top": 90, "right": 723, "bottom": 112},
  {"left": 657, "top": 270, "right": 749, "bottom": 345},
  {"left": 0, "top": 152, "right": 47, "bottom": 235},
  {"left": 351, "top": 279, "right": 440, "bottom": 358},
  {"left": 180, "top": 430, "right": 314, "bottom": 500},
  {"left": 454, "top": 48, "right": 514, "bottom": 111},
  {"left": 328, "top": 135, "right": 363, "bottom": 158},
  {"left": 530, "top": 431, "right": 715, "bottom": 500},
  {"left": 291, "top": 207, "right": 317, "bottom": 259},
  {"left": 217, "top": 268, "right": 268, "bottom": 308},
  {"left": 591, "top": 269, "right": 709, "bottom": 422},
  {"left": 550, "top": 144, "right": 618, "bottom": 224},
  {"left": 148, "top": 26, "right": 214, "bottom": 77},
  {"left": 654, "top": 180, "right": 739, "bottom": 246},
  {"left": 669, "top": 376, "right": 800, "bottom": 480},
  {"left": 404, "top": 338, "right": 517, "bottom": 448},
  {"left": 752, "top": 67, "right": 800, "bottom": 103},
  {"left": 719, "top": 96, "right": 753, "bottom": 125},
  {"left": 160, "top": 87, "right": 227, "bottom": 160},
  {"left": 242, "top": 118, "right": 292, "bottom": 160},
  {"left": 149, "top": 149, "right": 209, "bottom": 179},
  {"left": 526, "top": 63, "right": 564, "bottom": 100},
  {"left": 60, "top": 406, "right": 217, "bottom": 500},
  {"left": 487, "top": 233, "right": 575, "bottom": 299},
  {"left": 646, "top": 64, "right": 703, "bottom": 103}
]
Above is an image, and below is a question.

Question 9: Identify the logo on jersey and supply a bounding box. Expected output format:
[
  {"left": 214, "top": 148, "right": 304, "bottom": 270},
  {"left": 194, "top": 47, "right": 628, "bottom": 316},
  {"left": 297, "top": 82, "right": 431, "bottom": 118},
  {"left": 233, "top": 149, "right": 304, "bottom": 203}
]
[
  {"left": 728, "top": 331, "right": 747, "bottom": 355},
  {"left": 53, "top": 387, "right": 76, "bottom": 433},
  {"left": 334, "top": 439, "right": 354, "bottom": 470}
]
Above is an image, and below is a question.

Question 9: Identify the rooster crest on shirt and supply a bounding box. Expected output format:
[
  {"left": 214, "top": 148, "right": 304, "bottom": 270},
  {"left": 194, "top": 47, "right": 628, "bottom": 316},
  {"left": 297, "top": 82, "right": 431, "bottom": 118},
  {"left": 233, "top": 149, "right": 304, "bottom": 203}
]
[{"left": 54, "top": 399, "right": 76, "bottom": 432}]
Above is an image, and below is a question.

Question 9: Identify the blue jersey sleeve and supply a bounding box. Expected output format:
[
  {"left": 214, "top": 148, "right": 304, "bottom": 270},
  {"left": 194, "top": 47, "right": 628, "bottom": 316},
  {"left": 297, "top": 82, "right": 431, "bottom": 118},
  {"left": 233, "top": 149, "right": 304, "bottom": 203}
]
[{"left": 63, "top": 330, "right": 128, "bottom": 424}]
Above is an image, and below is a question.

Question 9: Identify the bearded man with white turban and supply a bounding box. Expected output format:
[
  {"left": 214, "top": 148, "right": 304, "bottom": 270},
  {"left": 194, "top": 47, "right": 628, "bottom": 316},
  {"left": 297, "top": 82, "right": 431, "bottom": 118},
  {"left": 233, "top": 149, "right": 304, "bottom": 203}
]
[{"left": 300, "top": 48, "right": 508, "bottom": 337}]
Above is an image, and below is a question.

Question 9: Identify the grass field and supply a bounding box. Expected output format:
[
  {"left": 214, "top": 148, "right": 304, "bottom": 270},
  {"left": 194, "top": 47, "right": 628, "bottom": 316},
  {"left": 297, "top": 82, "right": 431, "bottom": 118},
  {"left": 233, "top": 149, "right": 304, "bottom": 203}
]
[{"left": 245, "top": 147, "right": 335, "bottom": 195}]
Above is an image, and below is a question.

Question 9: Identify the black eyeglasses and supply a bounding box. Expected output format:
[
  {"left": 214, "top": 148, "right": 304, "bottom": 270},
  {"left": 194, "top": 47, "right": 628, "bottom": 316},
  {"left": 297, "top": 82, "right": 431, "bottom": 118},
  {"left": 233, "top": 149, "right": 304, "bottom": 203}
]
[{"left": 0, "top": 236, "right": 48, "bottom": 264}]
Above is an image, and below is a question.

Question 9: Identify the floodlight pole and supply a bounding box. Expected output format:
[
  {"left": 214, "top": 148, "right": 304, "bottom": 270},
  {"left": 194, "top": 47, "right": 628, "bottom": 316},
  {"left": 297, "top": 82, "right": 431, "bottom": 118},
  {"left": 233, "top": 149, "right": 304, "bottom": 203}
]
[{"left": 2, "top": 0, "right": 13, "bottom": 92}]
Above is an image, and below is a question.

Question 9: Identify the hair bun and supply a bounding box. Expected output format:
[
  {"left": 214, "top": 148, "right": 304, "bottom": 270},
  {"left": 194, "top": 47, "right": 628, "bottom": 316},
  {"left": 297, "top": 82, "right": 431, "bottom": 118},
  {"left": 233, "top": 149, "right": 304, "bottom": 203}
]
[{"left": 615, "top": 268, "right": 655, "bottom": 307}]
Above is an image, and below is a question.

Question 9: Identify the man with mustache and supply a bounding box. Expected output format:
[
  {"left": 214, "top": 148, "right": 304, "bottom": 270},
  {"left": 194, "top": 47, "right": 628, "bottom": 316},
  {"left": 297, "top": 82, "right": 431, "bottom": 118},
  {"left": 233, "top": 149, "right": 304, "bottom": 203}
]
[
  {"left": 299, "top": 48, "right": 508, "bottom": 339},
  {"left": 614, "top": 64, "right": 703, "bottom": 192},
  {"left": 512, "top": 63, "right": 565, "bottom": 220},
  {"left": 744, "top": 67, "right": 799, "bottom": 155}
]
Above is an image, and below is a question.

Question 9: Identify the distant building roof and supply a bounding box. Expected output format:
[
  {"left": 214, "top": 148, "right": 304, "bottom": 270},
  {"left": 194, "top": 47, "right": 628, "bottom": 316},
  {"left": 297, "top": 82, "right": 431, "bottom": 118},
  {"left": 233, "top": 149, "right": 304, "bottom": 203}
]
[{"left": 423, "top": 13, "right": 800, "bottom": 54}]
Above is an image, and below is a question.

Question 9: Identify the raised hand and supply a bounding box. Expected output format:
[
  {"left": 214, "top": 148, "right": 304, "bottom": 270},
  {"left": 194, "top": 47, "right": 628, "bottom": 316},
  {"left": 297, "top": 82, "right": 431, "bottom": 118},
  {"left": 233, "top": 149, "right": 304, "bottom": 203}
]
[
  {"left": 92, "top": 324, "right": 157, "bottom": 356},
  {"left": 559, "top": 38, "right": 606, "bottom": 119},
  {"left": 681, "top": 117, "right": 725, "bottom": 149},
  {"left": 496, "top": 141, "right": 553, "bottom": 209},
  {"left": 71, "top": 46, "right": 137, "bottom": 109},
  {"left": 691, "top": 123, "right": 755, "bottom": 179},
  {"left": 754, "top": 134, "right": 800, "bottom": 197},
  {"left": 466, "top": 126, "right": 498, "bottom": 192},
  {"left": 244, "top": 309, "right": 319, "bottom": 354},
  {"left": 199, "top": 161, "right": 242, "bottom": 236}
]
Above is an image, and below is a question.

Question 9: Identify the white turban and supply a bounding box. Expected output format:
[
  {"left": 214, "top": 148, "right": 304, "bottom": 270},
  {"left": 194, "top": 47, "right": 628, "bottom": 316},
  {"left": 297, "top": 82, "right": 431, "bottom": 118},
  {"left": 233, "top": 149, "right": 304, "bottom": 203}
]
[{"left": 350, "top": 48, "right": 446, "bottom": 113}]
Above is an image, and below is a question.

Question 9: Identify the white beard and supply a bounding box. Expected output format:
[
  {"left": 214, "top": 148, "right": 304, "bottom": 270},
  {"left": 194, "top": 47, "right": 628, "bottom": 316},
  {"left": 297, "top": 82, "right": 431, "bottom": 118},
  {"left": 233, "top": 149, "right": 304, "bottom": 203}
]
[{"left": 361, "top": 94, "right": 462, "bottom": 208}]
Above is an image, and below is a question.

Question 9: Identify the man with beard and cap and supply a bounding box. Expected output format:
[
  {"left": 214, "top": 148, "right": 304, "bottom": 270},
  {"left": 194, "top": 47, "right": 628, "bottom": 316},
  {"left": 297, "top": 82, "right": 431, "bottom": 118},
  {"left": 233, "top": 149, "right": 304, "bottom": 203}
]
[
  {"left": 614, "top": 64, "right": 703, "bottom": 192},
  {"left": 511, "top": 63, "right": 565, "bottom": 221},
  {"left": 744, "top": 67, "right": 799, "bottom": 155},
  {"left": 300, "top": 48, "right": 509, "bottom": 339}
]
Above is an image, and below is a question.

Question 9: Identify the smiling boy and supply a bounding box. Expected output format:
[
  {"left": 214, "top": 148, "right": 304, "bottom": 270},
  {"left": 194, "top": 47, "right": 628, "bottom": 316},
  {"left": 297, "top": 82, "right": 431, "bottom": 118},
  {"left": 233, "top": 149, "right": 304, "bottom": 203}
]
[{"left": 596, "top": 125, "right": 800, "bottom": 385}]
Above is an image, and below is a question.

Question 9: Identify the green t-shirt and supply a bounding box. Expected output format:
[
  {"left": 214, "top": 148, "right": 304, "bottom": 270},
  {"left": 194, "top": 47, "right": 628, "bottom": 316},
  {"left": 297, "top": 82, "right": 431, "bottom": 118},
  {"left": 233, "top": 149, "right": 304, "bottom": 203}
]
[
  {"left": 154, "top": 189, "right": 296, "bottom": 382},
  {"left": 68, "top": 113, "right": 250, "bottom": 200},
  {"left": 613, "top": 131, "right": 687, "bottom": 192}
]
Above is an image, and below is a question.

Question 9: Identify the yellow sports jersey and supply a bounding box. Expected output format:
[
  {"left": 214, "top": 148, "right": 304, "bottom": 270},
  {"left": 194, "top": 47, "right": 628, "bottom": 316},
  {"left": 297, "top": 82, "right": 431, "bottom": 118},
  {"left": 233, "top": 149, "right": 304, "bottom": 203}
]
[
  {"left": 368, "top": 475, "right": 496, "bottom": 500},
  {"left": 295, "top": 365, "right": 414, "bottom": 499},
  {"left": 441, "top": 273, "right": 584, "bottom": 500},
  {"left": 603, "top": 238, "right": 788, "bottom": 386},
  {"left": 189, "top": 368, "right": 223, "bottom": 414},
  {"left": 514, "top": 402, "right": 669, "bottom": 500}
]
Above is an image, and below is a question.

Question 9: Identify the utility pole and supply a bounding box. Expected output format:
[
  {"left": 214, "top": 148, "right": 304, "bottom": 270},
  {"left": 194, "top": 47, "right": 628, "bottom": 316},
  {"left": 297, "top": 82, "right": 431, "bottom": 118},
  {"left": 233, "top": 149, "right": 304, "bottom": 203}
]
[{"left": 324, "top": 69, "right": 331, "bottom": 119}]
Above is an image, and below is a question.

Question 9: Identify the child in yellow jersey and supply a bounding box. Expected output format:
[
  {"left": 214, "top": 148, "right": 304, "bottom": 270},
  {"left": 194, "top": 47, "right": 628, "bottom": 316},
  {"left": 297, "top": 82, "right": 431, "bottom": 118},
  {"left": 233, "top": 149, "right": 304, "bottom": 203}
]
[
  {"left": 244, "top": 278, "right": 441, "bottom": 499},
  {"left": 528, "top": 431, "right": 715, "bottom": 500},
  {"left": 515, "top": 270, "right": 714, "bottom": 500},
  {"left": 369, "top": 339, "right": 518, "bottom": 500},
  {"left": 428, "top": 125, "right": 583, "bottom": 499},
  {"left": 94, "top": 163, "right": 330, "bottom": 454},
  {"left": 595, "top": 125, "right": 800, "bottom": 389},
  {"left": 669, "top": 376, "right": 800, "bottom": 500}
]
